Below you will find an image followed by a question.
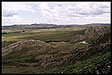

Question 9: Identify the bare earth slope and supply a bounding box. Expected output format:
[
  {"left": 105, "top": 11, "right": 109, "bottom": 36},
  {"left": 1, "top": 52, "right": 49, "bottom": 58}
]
[
  {"left": 2, "top": 25, "right": 111, "bottom": 74},
  {"left": 2, "top": 40, "right": 52, "bottom": 57},
  {"left": 71, "top": 25, "right": 110, "bottom": 42}
]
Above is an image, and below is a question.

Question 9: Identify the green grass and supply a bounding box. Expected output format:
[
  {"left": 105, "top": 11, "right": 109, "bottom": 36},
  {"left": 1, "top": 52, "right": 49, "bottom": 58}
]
[
  {"left": 2, "top": 26, "right": 111, "bottom": 74},
  {"left": 70, "top": 37, "right": 96, "bottom": 45},
  {"left": 42, "top": 51, "right": 111, "bottom": 74},
  {"left": 2, "top": 27, "right": 86, "bottom": 42},
  {"left": 2, "top": 56, "right": 34, "bottom": 63},
  {"left": 2, "top": 27, "right": 86, "bottom": 48},
  {"left": 2, "top": 51, "right": 111, "bottom": 74},
  {"left": 2, "top": 31, "right": 84, "bottom": 45},
  {"left": 17, "top": 31, "right": 75, "bottom": 42}
]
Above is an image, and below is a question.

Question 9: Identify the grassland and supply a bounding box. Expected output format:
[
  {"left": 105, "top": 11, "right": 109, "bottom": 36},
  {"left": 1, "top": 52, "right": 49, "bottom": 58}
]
[
  {"left": 2, "top": 26, "right": 111, "bottom": 74},
  {"left": 2, "top": 27, "right": 87, "bottom": 48},
  {"left": 2, "top": 27, "right": 86, "bottom": 41},
  {"left": 42, "top": 52, "right": 111, "bottom": 74}
]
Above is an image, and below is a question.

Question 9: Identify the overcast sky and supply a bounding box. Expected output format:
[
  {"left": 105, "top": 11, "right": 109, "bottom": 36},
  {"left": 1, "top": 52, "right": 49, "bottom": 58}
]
[{"left": 2, "top": 2, "right": 111, "bottom": 26}]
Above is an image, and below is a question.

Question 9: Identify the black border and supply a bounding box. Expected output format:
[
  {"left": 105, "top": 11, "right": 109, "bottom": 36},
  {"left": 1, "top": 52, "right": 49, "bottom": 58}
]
[{"left": 1, "top": 0, "right": 111, "bottom": 75}]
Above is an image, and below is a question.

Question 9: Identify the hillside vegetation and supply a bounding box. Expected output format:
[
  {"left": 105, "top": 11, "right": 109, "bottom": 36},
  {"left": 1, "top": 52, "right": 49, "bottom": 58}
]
[{"left": 2, "top": 25, "right": 111, "bottom": 74}]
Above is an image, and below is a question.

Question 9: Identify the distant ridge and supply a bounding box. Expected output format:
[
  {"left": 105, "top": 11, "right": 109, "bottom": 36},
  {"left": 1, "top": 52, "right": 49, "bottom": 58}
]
[
  {"left": 2, "top": 23, "right": 110, "bottom": 29},
  {"left": 84, "top": 23, "right": 111, "bottom": 26}
]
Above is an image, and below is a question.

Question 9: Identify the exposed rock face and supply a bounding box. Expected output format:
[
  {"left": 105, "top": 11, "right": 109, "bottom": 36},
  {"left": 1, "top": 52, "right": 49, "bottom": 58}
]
[
  {"left": 2, "top": 25, "right": 111, "bottom": 72},
  {"left": 84, "top": 25, "right": 110, "bottom": 37},
  {"left": 67, "top": 29, "right": 111, "bottom": 64},
  {"left": 2, "top": 40, "right": 52, "bottom": 57},
  {"left": 72, "top": 25, "right": 111, "bottom": 42},
  {"left": 39, "top": 30, "right": 111, "bottom": 68}
]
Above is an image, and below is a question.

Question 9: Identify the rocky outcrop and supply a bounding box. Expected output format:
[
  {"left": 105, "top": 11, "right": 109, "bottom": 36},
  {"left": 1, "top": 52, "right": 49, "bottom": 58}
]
[
  {"left": 71, "top": 25, "right": 111, "bottom": 42},
  {"left": 2, "top": 40, "right": 52, "bottom": 57},
  {"left": 67, "top": 29, "right": 111, "bottom": 64},
  {"left": 2, "top": 25, "right": 111, "bottom": 73}
]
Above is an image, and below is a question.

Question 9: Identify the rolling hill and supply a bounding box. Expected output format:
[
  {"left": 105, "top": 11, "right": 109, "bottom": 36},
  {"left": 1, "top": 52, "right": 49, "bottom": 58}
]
[{"left": 2, "top": 25, "right": 111, "bottom": 74}]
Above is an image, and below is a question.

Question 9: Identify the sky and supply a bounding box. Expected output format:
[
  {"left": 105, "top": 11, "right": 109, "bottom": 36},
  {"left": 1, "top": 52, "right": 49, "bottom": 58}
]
[{"left": 2, "top": 2, "right": 111, "bottom": 26}]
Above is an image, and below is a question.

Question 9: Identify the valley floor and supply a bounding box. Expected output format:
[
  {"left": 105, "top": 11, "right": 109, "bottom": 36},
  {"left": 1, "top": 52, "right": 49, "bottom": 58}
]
[{"left": 2, "top": 26, "right": 111, "bottom": 74}]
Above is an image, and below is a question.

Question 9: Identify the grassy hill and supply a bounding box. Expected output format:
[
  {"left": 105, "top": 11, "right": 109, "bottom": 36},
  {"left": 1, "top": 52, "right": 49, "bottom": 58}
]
[{"left": 2, "top": 25, "right": 111, "bottom": 74}]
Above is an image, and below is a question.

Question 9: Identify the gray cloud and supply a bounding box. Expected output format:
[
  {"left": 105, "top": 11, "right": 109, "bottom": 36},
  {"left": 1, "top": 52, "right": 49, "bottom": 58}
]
[
  {"left": 3, "top": 10, "right": 18, "bottom": 17},
  {"left": 2, "top": 2, "right": 110, "bottom": 25},
  {"left": 76, "top": 11, "right": 110, "bottom": 16},
  {"left": 78, "top": 8, "right": 110, "bottom": 16},
  {"left": 67, "top": 3, "right": 110, "bottom": 17},
  {"left": 67, "top": 14, "right": 85, "bottom": 17}
]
